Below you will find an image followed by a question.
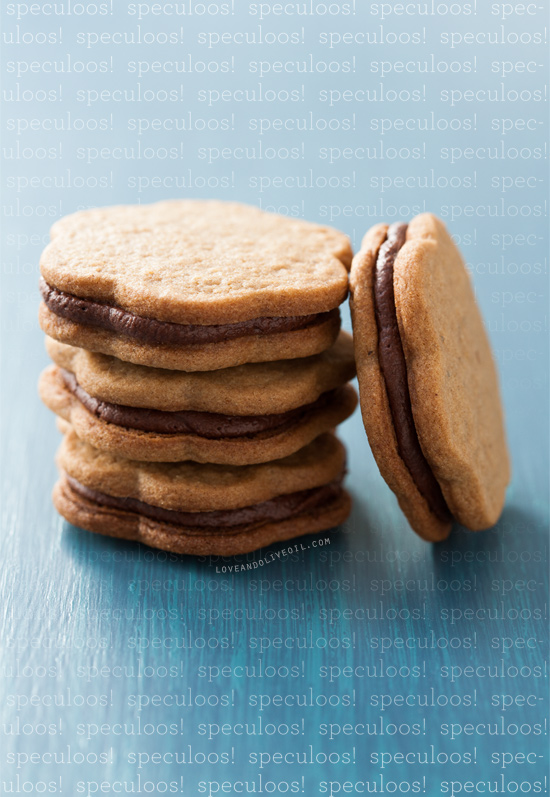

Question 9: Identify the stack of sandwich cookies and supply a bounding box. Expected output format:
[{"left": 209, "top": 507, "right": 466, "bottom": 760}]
[
  {"left": 349, "top": 213, "right": 510, "bottom": 542},
  {"left": 39, "top": 200, "right": 356, "bottom": 554}
]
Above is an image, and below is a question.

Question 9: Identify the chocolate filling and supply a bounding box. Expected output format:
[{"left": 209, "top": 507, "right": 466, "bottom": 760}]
[
  {"left": 40, "top": 278, "right": 336, "bottom": 346},
  {"left": 374, "top": 222, "right": 451, "bottom": 523},
  {"left": 66, "top": 475, "right": 343, "bottom": 533},
  {"left": 60, "top": 367, "right": 337, "bottom": 439}
]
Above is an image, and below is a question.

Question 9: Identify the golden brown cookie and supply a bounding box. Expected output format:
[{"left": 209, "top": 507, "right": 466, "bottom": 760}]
[
  {"left": 39, "top": 200, "right": 352, "bottom": 371},
  {"left": 349, "top": 213, "right": 510, "bottom": 542},
  {"left": 39, "top": 364, "right": 357, "bottom": 465},
  {"left": 39, "top": 303, "right": 341, "bottom": 372},
  {"left": 43, "top": 332, "right": 356, "bottom": 414},
  {"left": 53, "top": 428, "right": 351, "bottom": 556}
]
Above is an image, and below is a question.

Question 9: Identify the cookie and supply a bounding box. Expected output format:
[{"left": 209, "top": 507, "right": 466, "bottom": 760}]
[
  {"left": 40, "top": 332, "right": 357, "bottom": 464},
  {"left": 39, "top": 200, "right": 352, "bottom": 371},
  {"left": 53, "top": 426, "right": 351, "bottom": 556},
  {"left": 39, "top": 358, "right": 357, "bottom": 464},
  {"left": 349, "top": 213, "right": 510, "bottom": 542},
  {"left": 43, "top": 331, "right": 356, "bottom": 414}
]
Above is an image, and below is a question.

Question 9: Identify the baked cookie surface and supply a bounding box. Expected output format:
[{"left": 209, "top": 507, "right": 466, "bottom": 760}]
[
  {"left": 41, "top": 200, "right": 352, "bottom": 323},
  {"left": 39, "top": 201, "right": 351, "bottom": 369},
  {"left": 44, "top": 332, "right": 356, "bottom": 414},
  {"left": 350, "top": 213, "right": 509, "bottom": 541},
  {"left": 54, "top": 428, "right": 351, "bottom": 555},
  {"left": 40, "top": 365, "right": 357, "bottom": 465},
  {"left": 40, "top": 331, "right": 357, "bottom": 464},
  {"left": 38, "top": 304, "right": 340, "bottom": 371}
]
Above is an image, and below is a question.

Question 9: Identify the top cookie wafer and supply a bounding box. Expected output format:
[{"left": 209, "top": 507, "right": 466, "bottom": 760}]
[{"left": 40, "top": 200, "right": 351, "bottom": 324}]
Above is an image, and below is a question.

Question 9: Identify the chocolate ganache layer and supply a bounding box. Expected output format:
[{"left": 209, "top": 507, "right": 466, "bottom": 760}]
[
  {"left": 373, "top": 222, "right": 451, "bottom": 523},
  {"left": 60, "top": 368, "right": 338, "bottom": 439},
  {"left": 40, "top": 278, "right": 337, "bottom": 346},
  {"left": 66, "top": 475, "right": 344, "bottom": 531}
]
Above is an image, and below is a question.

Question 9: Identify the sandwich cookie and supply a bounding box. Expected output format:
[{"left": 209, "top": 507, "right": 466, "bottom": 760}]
[
  {"left": 53, "top": 426, "right": 351, "bottom": 556},
  {"left": 349, "top": 213, "right": 510, "bottom": 542},
  {"left": 39, "top": 333, "right": 357, "bottom": 465},
  {"left": 39, "top": 200, "right": 352, "bottom": 371}
]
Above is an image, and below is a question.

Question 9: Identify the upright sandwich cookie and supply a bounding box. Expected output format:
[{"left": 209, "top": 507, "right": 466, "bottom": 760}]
[
  {"left": 39, "top": 333, "right": 357, "bottom": 465},
  {"left": 39, "top": 200, "right": 352, "bottom": 371},
  {"left": 54, "top": 426, "right": 351, "bottom": 556},
  {"left": 349, "top": 213, "right": 510, "bottom": 542}
]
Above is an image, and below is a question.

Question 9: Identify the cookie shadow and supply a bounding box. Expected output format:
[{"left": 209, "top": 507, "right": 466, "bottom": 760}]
[
  {"left": 431, "top": 502, "right": 545, "bottom": 578},
  {"left": 59, "top": 520, "right": 185, "bottom": 569},
  {"left": 59, "top": 515, "right": 363, "bottom": 581}
]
